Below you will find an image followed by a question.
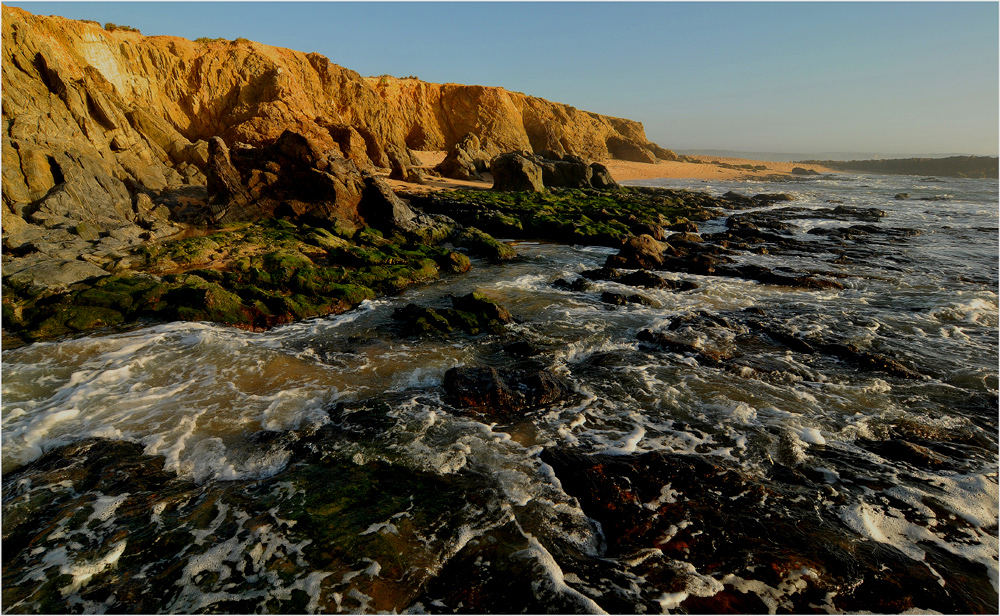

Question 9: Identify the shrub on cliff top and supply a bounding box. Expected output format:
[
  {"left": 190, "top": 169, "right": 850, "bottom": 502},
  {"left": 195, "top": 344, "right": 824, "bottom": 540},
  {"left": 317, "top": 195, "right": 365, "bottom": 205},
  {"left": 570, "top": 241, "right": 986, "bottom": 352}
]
[{"left": 104, "top": 22, "right": 140, "bottom": 33}]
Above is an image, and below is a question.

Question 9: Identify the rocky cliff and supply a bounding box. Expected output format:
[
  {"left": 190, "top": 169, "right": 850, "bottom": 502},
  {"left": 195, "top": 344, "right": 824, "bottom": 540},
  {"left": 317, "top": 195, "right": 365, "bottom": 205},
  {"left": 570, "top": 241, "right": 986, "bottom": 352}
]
[{"left": 2, "top": 5, "right": 670, "bottom": 242}]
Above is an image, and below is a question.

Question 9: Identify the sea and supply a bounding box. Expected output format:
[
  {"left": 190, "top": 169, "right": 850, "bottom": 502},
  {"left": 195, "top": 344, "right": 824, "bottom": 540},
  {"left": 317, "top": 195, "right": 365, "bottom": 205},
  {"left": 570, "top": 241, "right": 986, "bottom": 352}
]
[{"left": 2, "top": 172, "right": 997, "bottom": 613}]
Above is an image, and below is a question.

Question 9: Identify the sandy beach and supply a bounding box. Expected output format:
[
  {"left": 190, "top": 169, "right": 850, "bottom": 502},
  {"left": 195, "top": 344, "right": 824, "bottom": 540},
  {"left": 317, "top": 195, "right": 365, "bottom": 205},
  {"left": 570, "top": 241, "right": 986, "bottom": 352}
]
[{"left": 386, "top": 151, "right": 835, "bottom": 192}]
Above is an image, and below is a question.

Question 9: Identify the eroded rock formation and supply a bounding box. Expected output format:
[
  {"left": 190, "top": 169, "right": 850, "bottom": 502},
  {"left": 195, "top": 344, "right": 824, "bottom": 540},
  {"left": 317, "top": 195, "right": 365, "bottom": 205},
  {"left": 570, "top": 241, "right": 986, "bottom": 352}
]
[{"left": 2, "top": 5, "right": 671, "bottom": 227}]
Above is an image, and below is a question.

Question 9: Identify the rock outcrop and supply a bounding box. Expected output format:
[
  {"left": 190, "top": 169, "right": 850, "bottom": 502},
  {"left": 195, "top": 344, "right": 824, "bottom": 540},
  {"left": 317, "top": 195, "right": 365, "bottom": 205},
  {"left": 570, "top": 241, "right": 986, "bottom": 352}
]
[
  {"left": 434, "top": 133, "right": 491, "bottom": 181},
  {"left": 490, "top": 151, "right": 621, "bottom": 192}
]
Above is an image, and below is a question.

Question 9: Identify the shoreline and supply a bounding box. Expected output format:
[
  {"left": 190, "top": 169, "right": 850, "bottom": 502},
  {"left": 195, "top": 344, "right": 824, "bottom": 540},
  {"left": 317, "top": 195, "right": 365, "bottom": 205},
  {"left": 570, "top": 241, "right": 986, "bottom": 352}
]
[{"left": 386, "top": 151, "right": 836, "bottom": 192}]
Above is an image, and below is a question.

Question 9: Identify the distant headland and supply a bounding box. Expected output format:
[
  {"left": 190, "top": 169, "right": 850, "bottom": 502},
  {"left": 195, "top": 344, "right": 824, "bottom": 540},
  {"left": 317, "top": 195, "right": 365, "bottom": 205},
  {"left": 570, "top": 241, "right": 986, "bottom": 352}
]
[{"left": 797, "top": 156, "right": 998, "bottom": 179}]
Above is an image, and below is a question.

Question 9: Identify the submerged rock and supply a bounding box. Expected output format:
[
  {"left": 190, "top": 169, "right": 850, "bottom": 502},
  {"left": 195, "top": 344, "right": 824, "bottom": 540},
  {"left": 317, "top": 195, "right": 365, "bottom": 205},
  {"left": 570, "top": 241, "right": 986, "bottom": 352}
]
[{"left": 443, "top": 366, "right": 570, "bottom": 420}]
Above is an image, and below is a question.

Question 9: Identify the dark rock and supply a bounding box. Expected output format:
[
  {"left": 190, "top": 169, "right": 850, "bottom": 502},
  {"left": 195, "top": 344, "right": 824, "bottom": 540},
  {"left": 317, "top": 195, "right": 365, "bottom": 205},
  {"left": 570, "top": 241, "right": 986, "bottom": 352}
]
[
  {"left": 207, "top": 131, "right": 367, "bottom": 228},
  {"left": 534, "top": 157, "right": 594, "bottom": 189},
  {"left": 668, "top": 220, "right": 698, "bottom": 233},
  {"left": 818, "top": 343, "right": 927, "bottom": 379},
  {"left": 450, "top": 291, "right": 513, "bottom": 325},
  {"left": 604, "top": 234, "right": 670, "bottom": 269},
  {"left": 791, "top": 167, "right": 819, "bottom": 176},
  {"left": 617, "top": 270, "right": 698, "bottom": 291},
  {"left": 491, "top": 152, "right": 545, "bottom": 192},
  {"left": 389, "top": 163, "right": 426, "bottom": 185},
  {"left": 601, "top": 291, "right": 656, "bottom": 307},
  {"left": 752, "top": 193, "right": 795, "bottom": 203},
  {"left": 552, "top": 277, "right": 592, "bottom": 292},
  {"left": 721, "top": 191, "right": 756, "bottom": 209},
  {"left": 442, "top": 366, "right": 569, "bottom": 420},
  {"left": 894, "top": 193, "right": 909, "bottom": 200},
  {"left": 358, "top": 173, "right": 426, "bottom": 233},
  {"left": 630, "top": 222, "right": 666, "bottom": 241},
  {"left": 452, "top": 226, "right": 517, "bottom": 262},
  {"left": 589, "top": 162, "right": 620, "bottom": 189}
]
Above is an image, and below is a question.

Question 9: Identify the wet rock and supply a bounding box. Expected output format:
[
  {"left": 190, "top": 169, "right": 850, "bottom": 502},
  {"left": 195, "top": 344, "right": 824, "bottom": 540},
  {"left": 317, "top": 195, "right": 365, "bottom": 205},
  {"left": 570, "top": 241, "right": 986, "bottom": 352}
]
[
  {"left": 791, "top": 167, "right": 819, "bottom": 176},
  {"left": 752, "top": 192, "right": 795, "bottom": 203},
  {"left": 618, "top": 270, "right": 697, "bottom": 291},
  {"left": 604, "top": 234, "right": 671, "bottom": 269},
  {"left": 894, "top": 193, "right": 909, "bottom": 200},
  {"left": 817, "top": 342, "right": 927, "bottom": 380},
  {"left": 451, "top": 291, "right": 513, "bottom": 324},
  {"left": 637, "top": 328, "right": 733, "bottom": 363},
  {"left": 442, "top": 366, "right": 570, "bottom": 419},
  {"left": 392, "top": 293, "right": 512, "bottom": 336},
  {"left": 1, "top": 435, "right": 481, "bottom": 615},
  {"left": 452, "top": 226, "right": 517, "bottom": 262},
  {"left": 553, "top": 277, "right": 592, "bottom": 292},
  {"left": 601, "top": 291, "right": 657, "bottom": 307},
  {"left": 539, "top": 448, "right": 983, "bottom": 613}
]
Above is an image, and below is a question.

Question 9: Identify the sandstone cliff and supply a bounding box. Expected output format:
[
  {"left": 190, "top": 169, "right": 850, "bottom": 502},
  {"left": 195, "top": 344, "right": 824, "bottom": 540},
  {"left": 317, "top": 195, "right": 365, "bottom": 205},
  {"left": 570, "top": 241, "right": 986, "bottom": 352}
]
[
  {"left": 2, "top": 6, "right": 671, "bottom": 264},
  {"left": 365, "top": 75, "right": 673, "bottom": 162}
]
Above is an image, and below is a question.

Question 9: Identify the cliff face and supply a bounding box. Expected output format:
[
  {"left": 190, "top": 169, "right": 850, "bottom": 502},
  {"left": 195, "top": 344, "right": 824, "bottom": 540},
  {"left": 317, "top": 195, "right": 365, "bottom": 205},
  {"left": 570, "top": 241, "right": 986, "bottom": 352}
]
[
  {"left": 364, "top": 76, "right": 667, "bottom": 161},
  {"left": 2, "top": 6, "right": 670, "bottom": 229}
]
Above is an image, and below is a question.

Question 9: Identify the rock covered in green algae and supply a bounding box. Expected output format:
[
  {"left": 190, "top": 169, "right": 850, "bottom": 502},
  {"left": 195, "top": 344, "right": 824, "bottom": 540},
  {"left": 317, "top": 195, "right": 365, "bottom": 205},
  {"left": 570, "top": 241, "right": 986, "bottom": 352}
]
[
  {"left": 405, "top": 186, "right": 725, "bottom": 248},
  {"left": 452, "top": 226, "right": 518, "bottom": 262},
  {"left": 1, "top": 217, "right": 507, "bottom": 346},
  {"left": 392, "top": 292, "right": 514, "bottom": 336}
]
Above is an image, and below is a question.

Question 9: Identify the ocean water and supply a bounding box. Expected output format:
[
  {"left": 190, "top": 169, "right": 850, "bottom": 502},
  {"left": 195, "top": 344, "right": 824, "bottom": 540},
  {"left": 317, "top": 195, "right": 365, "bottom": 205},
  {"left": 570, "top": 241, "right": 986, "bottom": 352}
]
[{"left": 2, "top": 173, "right": 997, "bottom": 613}]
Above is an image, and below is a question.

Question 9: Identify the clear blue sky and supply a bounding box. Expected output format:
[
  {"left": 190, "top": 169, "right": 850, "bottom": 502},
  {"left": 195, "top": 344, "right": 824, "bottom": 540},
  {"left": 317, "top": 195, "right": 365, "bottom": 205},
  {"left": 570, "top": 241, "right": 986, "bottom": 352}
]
[{"left": 8, "top": 2, "right": 999, "bottom": 156}]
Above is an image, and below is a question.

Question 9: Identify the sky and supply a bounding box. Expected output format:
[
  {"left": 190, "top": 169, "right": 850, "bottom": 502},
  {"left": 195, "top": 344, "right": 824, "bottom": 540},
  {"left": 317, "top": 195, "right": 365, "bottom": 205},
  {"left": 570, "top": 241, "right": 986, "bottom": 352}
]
[{"left": 7, "top": 1, "right": 999, "bottom": 157}]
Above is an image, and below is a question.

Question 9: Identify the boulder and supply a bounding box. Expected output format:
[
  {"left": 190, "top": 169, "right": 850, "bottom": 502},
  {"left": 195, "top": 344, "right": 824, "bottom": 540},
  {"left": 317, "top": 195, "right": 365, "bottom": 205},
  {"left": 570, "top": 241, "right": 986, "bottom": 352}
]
[
  {"left": 534, "top": 157, "right": 594, "bottom": 189},
  {"left": 359, "top": 174, "right": 421, "bottom": 231},
  {"left": 791, "top": 167, "right": 819, "bottom": 176},
  {"left": 491, "top": 152, "right": 545, "bottom": 192},
  {"left": 589, "top": 162, "right": 620, "bottom": 189},
  {"left": 435, "top": 133, "right": 490, "bottom": 181},
  {"left": 605, "top": 234, "right": 672, "bottom": 270}
]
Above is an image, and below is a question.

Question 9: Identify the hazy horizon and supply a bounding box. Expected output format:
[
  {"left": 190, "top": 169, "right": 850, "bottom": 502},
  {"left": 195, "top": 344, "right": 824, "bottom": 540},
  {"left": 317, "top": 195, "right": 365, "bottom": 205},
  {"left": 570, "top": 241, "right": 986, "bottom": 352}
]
[
  {"left": 674, "top": 149, "right": 1000, "bottom": 163},
  {"left": 8, "top": 1, "right": 999, "bottom": 157}
]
